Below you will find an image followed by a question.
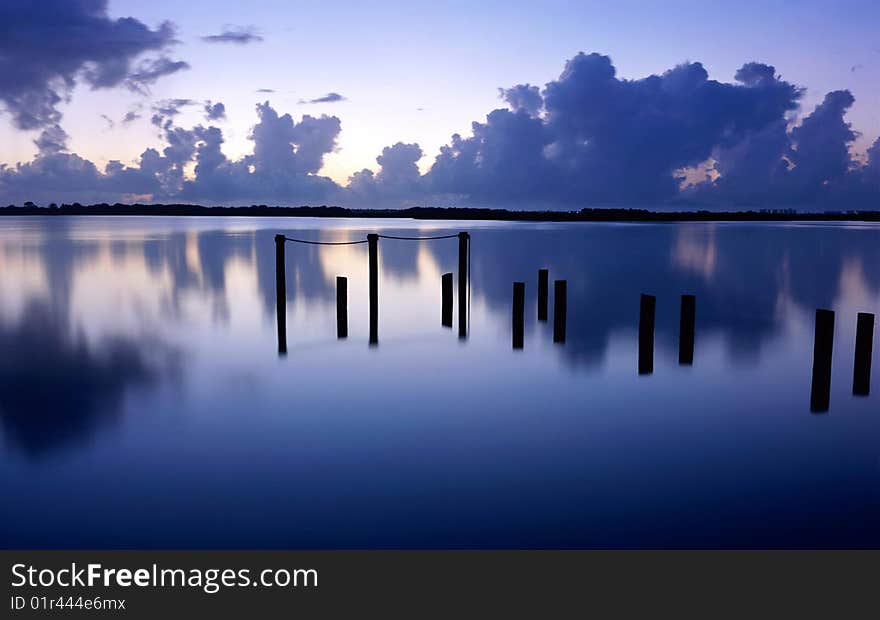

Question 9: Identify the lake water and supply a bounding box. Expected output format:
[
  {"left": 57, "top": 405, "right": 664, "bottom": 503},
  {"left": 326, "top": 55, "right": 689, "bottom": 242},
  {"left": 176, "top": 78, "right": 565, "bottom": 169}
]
[{"left": 1, "top": 216, "right": 879, "bottom": 548}]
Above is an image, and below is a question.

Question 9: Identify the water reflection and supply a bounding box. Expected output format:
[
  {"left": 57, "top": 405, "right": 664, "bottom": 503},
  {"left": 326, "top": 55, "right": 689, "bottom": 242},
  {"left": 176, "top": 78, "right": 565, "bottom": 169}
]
[
  {"left": 2, "top": 217, "right": 880, "bottom": 548},
  {"left": 0, "top": 299, "right": 176, "bottom": 457}
]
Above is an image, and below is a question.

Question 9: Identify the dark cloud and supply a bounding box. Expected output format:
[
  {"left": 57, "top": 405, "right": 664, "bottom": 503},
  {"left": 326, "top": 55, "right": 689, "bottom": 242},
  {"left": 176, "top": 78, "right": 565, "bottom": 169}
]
[
  {"left": 126, "top": 57, "right": 189, "bottom": 93},
  {"left": 204, "top": 101, "right": 226, "bottom": 121},
  {"left": 0, "top": 0, "right": 183, "bottom": 140},
  {"left": 500, "top": 84, "right": 543, "bottom": 116},
  {"left": 300, "top": 93, "right": 347, "bottom": 104},
  {"left": 201, "top": 26, "right": 263, "bottom": 45},
  {"left": 349, "top": 142, "right": 424, "bottom": 203},
  {"left": 1, "top": 50, "right": 879, "bottom": 209},
  {"left": 256, "top": 88, "right": 275, "bottom": 93}
]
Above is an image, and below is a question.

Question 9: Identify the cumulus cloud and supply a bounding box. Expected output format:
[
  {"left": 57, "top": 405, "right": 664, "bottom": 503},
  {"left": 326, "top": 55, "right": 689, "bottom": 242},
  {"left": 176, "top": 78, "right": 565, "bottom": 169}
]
[
  {"left": 201, "top": 26, "right": 263, "bottom": 44},
  {"left": 500, "top": 84, "right": 543, "bottom": 116},
  {"left": 204, "top": 101, "right": 226, "bottom": 121},
  {"left": 2, "top": 50, "right": 880, "bottom": 210},
  {"left": 349, "top": 142, "right": 425, "bottom": 203},
  {"left": 0, "top": 0, "right": 184, "bottom": 144},
  {"left": 300, "top": 93, "right": 347, "bottom": 104}
]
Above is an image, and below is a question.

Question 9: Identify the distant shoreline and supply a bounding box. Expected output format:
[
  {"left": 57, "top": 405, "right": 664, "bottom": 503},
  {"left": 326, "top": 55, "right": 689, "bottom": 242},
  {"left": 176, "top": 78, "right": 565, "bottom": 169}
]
[{"left": 2, "top": 203, "right": 880, "bottom": 222}]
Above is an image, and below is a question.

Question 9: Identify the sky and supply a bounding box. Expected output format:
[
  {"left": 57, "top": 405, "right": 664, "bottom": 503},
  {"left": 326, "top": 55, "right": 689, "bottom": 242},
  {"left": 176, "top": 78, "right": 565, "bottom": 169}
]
[{"left": 1, "top": 0, "right": 879, "bottom": 209}]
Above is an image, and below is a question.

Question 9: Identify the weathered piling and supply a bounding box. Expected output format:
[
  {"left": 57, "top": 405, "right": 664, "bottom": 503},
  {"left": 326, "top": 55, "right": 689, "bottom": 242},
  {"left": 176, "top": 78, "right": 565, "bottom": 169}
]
[
  {"left": 538, "top": 269, "right": 549, "bottom": 321},
  {"left": 458, "top": 232, "right": 470, "bottom": 339},
  {"left": 274, "top": 234, "right": 287, "bottom": 355},
  {"left": 853, "top": 311, "right": 873, "bottom": 396},
  {"left": 810, "top": 308, "right": 834, "bottom": 413},
  {"left": 368, "top": 233, "right": 379, "bottom": 346},
  {"left": 442, "top": 272, "right": 453, "bottom": 328},
  {"left": 336, "top": 276, "right": 348, "bottom": 339},
  {"left": 512, "top": 281, "right": 525, "bottom": 349},
  {"left": 638, "top": 293, "right": 656, "bottom": 375},
  {"left": 553, "top": 279, "right": 567, "bottom": 344},
  {"left": 679, "top": 294, "right": 695, "bottom": 365}
]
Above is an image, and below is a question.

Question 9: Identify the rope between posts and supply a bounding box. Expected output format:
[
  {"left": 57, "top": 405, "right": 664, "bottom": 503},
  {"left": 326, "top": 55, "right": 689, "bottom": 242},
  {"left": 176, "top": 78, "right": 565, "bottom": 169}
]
[
  {"left": 376, "top": 233, "right": 460, "bottom": 241},
  {"left": 283, "top": 237, "right": 368, "bottom": 245}
]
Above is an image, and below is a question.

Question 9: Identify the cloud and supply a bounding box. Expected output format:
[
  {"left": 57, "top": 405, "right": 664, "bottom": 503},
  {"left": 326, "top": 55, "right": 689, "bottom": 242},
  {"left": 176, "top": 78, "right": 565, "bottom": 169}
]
[
  {"left": 1, "top": 51, "right": 879, "bottom": 210},
  {"left": 499, "top": 84, "right": 543, "bottom": 116},
  {"left": 0, "top": 0, "right": 184, "bottom": 143},
  {"left": 349, "top": 142, "right": 425, "bottom": 203},
  {"left": 201, "top": 26, "right": 263, "bottom": 44},
  {"left": 126, "top": 57, "right": 189, "bottom": 93},
  {"left": 122, "top": 110, "right": 142, "bottom": 124},
  {"left": 256, "top": 88, "right": 275, "bottom": 93},
  {"left": 204, "top": 101, "right": 226, "bottom": 121},
  {"left": 300, "top": 93, "right": 347, "bottom": 104}
]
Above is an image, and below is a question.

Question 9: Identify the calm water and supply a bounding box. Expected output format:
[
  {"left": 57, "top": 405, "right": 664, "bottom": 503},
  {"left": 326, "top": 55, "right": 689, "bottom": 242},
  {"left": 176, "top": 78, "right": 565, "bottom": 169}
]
[{"left": 1, "top": 216, "right": 879, "bottom": 548}]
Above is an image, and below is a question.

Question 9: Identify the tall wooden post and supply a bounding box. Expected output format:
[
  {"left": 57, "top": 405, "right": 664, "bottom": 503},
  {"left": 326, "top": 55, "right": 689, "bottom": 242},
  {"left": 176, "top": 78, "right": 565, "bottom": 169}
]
[
  {"left": 368, "top": 234, "right": 378, "bottom": 346},
  {"left": 679, "top": 294, "right": 695, "bottom": 365},
  {"left": 274, "top": 234, "right": 287, "bottom": 355},
  {"left": 441, "top": 272, "right": 453, "bottom": 328},
  {"left": 853, "top": 311, "right": 873, "bottom": 396},
  {"left": 458, "top": 232, "right": 469, "bottom": 339},
  {"left": 553, "top": 279, "right": 567, "bottom": 344},
  {"left": 810, "top": 309, "right": 834, "bottom": 413},
  {"left": 512, "top": 282, "right": 525, "bottom": 349},
  {"left": 638, "top": 293, "right": 655, "bottom": 375},
  {"left": 537, "top": 269, "right": 549, "bottom": 321},
  {"left": 336, "top": 276, "right": 348, "bottom": 339}
]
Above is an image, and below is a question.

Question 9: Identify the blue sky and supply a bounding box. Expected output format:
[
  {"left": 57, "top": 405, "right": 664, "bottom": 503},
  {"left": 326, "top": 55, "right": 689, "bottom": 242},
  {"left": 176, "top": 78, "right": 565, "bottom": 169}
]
[{"left": 1, "top": 0, "right": 879, "bottom": 208}]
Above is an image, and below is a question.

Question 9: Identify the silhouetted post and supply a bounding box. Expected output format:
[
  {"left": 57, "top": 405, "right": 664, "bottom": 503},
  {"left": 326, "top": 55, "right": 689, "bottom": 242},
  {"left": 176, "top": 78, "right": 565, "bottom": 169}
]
[
  {"left": 853, "top": 312, "right": 873, "bottom": 396},
  {"left": 368, "top": 233, "right": 378, "bottom": 346},
  {"left": 274, "top": 234, "right": 287, "bottom": 355},
  {"left": 458, "top": 232, "right": 469, "bottom": 339},
  {"left": 679, "top": 294, "right": 695, "bottom": 365},
  {"left": 538, "top": 269, "right": 549, "bottom": 321},
  {"left": 810, "top": 309, "right": 834, "bottom": 413},
  {"left": 512, "top": 282, "right": 525, "bottom": 349},
  {"left": 638, "top": 293, "right": 655, "bottom": 375},
  {"left": 441, "top": 272, "right": 453, "bottom": 328},
  {"left": 336, "top": 276, "right": 348, "bottom": 339},
  {"left": 553, "top": 280, "right": 567, "bottom": 344}
]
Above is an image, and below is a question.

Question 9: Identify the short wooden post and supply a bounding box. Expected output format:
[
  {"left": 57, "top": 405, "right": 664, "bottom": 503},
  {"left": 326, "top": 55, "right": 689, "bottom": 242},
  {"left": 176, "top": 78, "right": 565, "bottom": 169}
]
[
  {"left": 638, "top": 293, "right": 655, "bottom": 375},
  {"left": 553, "top": 279, "right": 567, "bottom": 344},
  {"left": 537, "top": 269, "right": 549, "bottom": 321},
  {"left": 810, "top": 309, "right": 834, "bottom": 413},
  {"left": 441, "top": 272, "right": 453, "bottom": 328},
  {"left": 368, "top": 233, "right": 378, "bottom": 346},
  {"left": 512, "top": 282, "right": 525, "bottom": 349},
  {"left": 679, "top": 294, "right": 695, "bottom": 365},
  {"left": 336, "top": 276, "right": 348, "bottom": 339},
  {"left": 458, "top": 232, "right": 469, "bottom": 339},
  {"left": 274, "top": 234, "right": 287, "bottom": 355},
  {"left": 853, "top": 312, "right": 873, "bottom": 396}
]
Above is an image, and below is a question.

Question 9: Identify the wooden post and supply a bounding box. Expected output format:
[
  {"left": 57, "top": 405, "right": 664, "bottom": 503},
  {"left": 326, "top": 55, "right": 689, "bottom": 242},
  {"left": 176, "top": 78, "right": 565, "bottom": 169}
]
[
  {"left": 638, "top": 293, "right": 655, "bottom": 375},
  {"left": 679, "top": 294, "right": 695, "bottom": 365},
  {"left": 810, "top": 308, "right": 834, "bottom": 413},
  {"left": 512, "top": 281, "right": 525, "bottom": 349},
  {"left": 853, "top": 312, "right": 873, "bottom": 396},
  {"left": 368, "top": 233, "right": 378, "bottom": 346},
  {"left": 553, "top": 279, "right": 567, "bottom": 344},
  {"left": 537, "top": 269, "right": 549, "bottom": 321},
  {"left": 441, "top": 272, "right": 453, "bottom": 328},
  {"left": 458, "top": 232, "right": 469, "bottom": 339},
  {"left": 336, "top": 276, "right": 348, "bottom": 339},
  {"left": 274, "top": 234, "right": 287, "bottom": 355}
]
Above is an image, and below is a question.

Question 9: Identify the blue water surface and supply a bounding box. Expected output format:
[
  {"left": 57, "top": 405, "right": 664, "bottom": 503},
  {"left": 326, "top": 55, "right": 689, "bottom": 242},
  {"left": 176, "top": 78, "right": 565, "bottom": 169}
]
[{"left": 0, "top": 217, "right": 878, "bottom": 548}]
